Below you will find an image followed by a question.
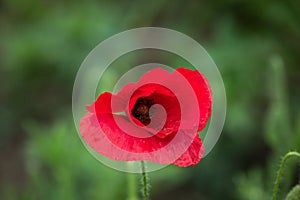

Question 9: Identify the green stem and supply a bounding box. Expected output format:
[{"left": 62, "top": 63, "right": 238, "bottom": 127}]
[
  {"left": 141, "top": 161, "right": 150, "bottom": 200},
  {"left": 272, "top": 151, "right": 300, "bottom": 200}
]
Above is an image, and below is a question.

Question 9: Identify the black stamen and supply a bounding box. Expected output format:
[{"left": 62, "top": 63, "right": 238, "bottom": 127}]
[{"left": 131, "top": 97, "right": 154, "bottom": 125}]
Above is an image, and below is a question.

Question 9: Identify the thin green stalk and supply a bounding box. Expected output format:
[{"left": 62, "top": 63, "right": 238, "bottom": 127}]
[
  {"left": 272, "top": 151, "right": 300, "bottom": 200},
  {"left": 141, "top": 161, "right": 150, "bottom": 200}
]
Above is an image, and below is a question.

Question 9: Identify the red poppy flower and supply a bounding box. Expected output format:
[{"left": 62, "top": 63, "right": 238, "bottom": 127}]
[{"left": 80, "top": 68, "right": 212, "bottom": 167}]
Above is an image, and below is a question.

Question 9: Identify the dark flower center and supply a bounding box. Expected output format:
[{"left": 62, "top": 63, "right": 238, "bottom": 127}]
[{"left": 131, "top": 97, "right": 154, "bottom": 125}]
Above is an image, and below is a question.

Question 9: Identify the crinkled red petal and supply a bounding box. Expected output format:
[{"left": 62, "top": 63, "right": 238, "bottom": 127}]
[
  {"left": 173, "top": 134, "right": 204, "bottom": 167},
  {"left": 176, "top": 68, "right": 212, "bottom": 131}
]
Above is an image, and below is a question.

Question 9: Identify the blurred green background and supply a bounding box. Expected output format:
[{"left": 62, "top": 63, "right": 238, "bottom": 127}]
[{"left": 1, "top": 0, "right": 300, "bottom": 199}]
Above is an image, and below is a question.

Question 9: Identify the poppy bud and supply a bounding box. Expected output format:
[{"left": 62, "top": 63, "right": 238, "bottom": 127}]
[{"left": 285, "top": 184, "right": 300, "bottom": 200}]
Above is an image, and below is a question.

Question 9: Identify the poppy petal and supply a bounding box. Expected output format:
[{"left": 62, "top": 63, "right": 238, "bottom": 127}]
[
  {"left": 173, "top": 134, "right": 204, "bottom": 167},
  {"left": 176, "top": 68, "right": 212, "bottom": 131}
]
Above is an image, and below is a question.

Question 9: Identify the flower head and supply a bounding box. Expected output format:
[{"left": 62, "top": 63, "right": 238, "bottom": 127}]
[{"left": 80, "top": 68, "right": 212, "bottom": 167}]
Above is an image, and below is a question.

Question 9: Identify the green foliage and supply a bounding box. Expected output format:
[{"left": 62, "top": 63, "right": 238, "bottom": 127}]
[
  {"left": 235, "top": 169, "right": 269, "bottom": 200},
  {"left": 265, "top": 55, "right": 292, "bottom": 151}
]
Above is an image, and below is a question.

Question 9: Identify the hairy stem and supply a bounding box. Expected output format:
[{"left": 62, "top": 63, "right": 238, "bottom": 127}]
[
  {"left": 141, "top": 161, "right": 150, "bottom": 200},
  {"left": 272, "top": 151, "right": 300, "bottom": 200}
]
